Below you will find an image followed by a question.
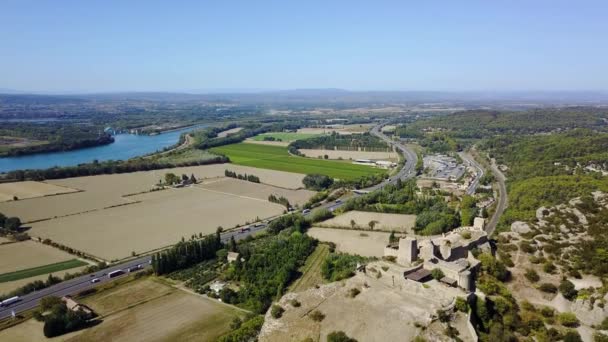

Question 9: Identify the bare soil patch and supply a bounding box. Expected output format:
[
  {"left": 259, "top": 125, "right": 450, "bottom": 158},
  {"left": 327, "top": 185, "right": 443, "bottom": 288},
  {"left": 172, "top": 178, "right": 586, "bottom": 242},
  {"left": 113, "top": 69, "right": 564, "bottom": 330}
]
[
  {"left": 299, "top": 149, "right": 398, "bottom": 161},
  {"left": 316, "top": 211, "right": 416, "bottom": 233},
  {"left": 0, "top": 181, "right": 78, "bottom": 202},
  {"left": 307, "top": 228, "right": 392, "bottom": 257}
]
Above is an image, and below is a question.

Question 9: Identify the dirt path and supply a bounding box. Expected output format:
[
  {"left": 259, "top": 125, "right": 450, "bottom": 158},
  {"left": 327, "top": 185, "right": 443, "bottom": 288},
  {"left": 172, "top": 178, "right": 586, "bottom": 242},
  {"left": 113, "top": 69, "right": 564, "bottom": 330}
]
[{"left": 486, "top": 158, "right": 508, "bottom": 236}]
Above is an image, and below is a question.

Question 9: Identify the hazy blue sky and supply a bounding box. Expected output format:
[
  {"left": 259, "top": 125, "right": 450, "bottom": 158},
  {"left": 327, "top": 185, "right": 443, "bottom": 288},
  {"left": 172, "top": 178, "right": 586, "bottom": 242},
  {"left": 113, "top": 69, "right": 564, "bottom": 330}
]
[{"left": 1, "top": 0, "right": 607, "bottom": 93}]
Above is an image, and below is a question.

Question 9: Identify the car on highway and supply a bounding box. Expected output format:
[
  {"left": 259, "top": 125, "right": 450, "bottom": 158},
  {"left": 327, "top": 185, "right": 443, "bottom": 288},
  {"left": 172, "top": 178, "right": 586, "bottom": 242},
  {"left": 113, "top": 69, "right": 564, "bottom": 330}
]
[
  {"left": 302, "top": 209, "right": 310, "bottom": 214},
  {"left": 91, "top": 278, "right": 100, "bottom": 283}
]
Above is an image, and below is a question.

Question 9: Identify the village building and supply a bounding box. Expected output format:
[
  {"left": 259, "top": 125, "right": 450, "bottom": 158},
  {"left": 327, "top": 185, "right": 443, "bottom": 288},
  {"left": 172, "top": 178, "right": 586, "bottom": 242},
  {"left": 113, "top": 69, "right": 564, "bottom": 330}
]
[{"left": 384, "top": 223, "right": 490, "bottom": 292}]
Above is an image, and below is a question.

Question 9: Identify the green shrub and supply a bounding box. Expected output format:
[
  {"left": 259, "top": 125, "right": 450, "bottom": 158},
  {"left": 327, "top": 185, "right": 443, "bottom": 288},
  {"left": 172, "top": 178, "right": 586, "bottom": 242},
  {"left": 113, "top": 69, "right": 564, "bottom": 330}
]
[
  {"left": 348, "top": 288, "right": 361, "bottom": 298},
  {"left": 539, "top": 283, "right": 558, "bottom": 293},
  {"left": 559, "top": 280, "right": 578, "bottom": 301},
  {"left": 309, "top": 310, "right": 325, "bottom": 322},
  {"left": 271, "top": 305, "right": 285, "bottom": 319},
  {"left": 327, "top": 331, "right": 358, "bottom": 342},
  {"left": 431, "top": 268, "right": 445, "bottom": 280},
  {"left": 524, "top": 269, "right": 540, "bottom": 282},
  {"left": 558, "top": 312, "right": 580, "bottom": 327}
]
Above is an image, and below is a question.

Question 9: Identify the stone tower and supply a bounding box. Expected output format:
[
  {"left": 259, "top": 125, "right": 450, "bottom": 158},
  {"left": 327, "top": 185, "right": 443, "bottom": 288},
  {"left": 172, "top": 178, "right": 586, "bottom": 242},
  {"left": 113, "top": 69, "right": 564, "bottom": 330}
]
[{"left": 397, "top": 237, "right": 418, "bottom": 265}]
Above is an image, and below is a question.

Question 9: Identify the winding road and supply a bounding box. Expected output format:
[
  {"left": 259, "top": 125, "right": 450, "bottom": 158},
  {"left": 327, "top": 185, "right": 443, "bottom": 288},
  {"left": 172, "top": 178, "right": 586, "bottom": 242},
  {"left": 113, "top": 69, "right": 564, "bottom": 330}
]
[{"left": 484, "top": 159, "right": 508, "bottom": 236}]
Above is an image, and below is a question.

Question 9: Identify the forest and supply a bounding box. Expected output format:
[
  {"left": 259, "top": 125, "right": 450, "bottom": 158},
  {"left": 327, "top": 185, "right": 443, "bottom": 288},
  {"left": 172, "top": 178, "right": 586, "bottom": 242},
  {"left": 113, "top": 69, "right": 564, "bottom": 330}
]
[{"left": 290, "top": 132, "right": 390, "bottom": 151}]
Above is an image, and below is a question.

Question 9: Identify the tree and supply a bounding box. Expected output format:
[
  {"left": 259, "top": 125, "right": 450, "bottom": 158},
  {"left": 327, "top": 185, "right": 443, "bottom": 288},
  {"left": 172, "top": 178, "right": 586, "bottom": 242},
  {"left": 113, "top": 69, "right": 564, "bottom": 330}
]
[
  {"left": 327, "top": 331, "right": 358, "bottom": 342},
  {"left": 559, "top": 280, "right": 578, "bottom": 301},
  {"left": 302, "top": 174, "right": 334, "bottom": 190},
  {"left": 431, "top": 268, "right": 445, "bottom": 280},
  {"left": 524, "top": 269, "right": 540, "bottom": 282},
  {"left": 558, "top": 312, "right": 579, "bottom": 327},
  {"left": 190, "top": 174, "right": 197, "bottom": 183},
  {"left": 0, "top": 213, "right": 6, "bottom": 227},
  {"left": 5, "top": 217, "right": 21, "bottom": 231},
  {"left": 389, "top": 231, "right": 397, "bottom": 243},
  {"left": 40, "top": 296, "right": 62, "bottom": 311},
  {"left": 164, "top": 172, "right": 180, "bottom": 185},
  {"left": 229, "top": 236, "right": 237, "bottom": 252},
  {"left": 350, "top": 220, "right": 356, "bottom": 229},
  {"left": 368, "top": 220, "right": 378, "bottom": 230}
]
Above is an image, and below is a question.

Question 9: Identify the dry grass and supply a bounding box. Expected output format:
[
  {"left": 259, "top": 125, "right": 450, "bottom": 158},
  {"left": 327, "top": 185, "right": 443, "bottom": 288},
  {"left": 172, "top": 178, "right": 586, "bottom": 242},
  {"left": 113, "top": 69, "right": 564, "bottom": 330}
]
[
  {"left": 0, "top": 181, "right": 78, "bottom": 202},
  {"left": 0, "top": 241, "right": 77, "bottom": 274},
  {"left": 29, "top": 186, "right": 285, "bottom": 261},
  {"left": 217, "top": 127, "right": 243, "bottom": 138},
  {"left": 0, "top": 164, "right": 306, "bottom": 222},
  {"left": 81, "top": 278, "right": 174, "bottom": 316},
  {"left": 298, "top": 149, "right": 398, "bottom": 161},
  {"left": 316, "top": 211, "right": 416, "bottom": 233},
  {"left": 68, "top": 290, "right": 240, "bottom": 342},
  {"left": 307, "top": 228, "right": 392, "bottom": 257},
  {"left": 289, "top": 244, "right": 330, "bottom": 292},
  {"left": 243, "top": 139, "right": 290, "bottom": 147}
]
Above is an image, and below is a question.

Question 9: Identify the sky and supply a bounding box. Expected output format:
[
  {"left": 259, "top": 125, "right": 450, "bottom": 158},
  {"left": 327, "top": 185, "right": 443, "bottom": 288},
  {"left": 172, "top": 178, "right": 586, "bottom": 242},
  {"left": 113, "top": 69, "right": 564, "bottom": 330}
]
[{"left": 1, "top": 0, "right": 607, "bottom": 93}]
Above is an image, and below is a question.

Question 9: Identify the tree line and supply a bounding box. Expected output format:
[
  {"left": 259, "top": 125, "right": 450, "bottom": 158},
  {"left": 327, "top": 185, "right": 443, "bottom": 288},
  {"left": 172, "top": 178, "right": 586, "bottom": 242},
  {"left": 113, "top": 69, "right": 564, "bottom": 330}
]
[
  {"left": 151, "top": 233, "right": 223, "bottom": 275},
  {"left": 225, "top": 169, "right": 260, "bottom": 183}
]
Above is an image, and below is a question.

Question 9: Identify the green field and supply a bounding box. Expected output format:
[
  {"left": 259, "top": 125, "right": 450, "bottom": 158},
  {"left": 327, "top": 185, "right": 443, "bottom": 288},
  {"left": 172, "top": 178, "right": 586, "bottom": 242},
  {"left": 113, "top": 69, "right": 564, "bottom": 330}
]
[
  {"left": 0, "top": 259, "right": 88, "bottom": 283},
  {"left": 211, "top": 143, "right": 384, "bottom": 180},
  {"left": 251, "top": 132, "right": 320, "bottom": 142}
]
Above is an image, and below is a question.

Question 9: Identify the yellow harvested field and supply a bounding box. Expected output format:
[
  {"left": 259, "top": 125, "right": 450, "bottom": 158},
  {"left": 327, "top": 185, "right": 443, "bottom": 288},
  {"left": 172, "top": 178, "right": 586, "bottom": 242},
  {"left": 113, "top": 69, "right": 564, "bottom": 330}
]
[
  {"left": 299, "top": 149, "right": 398, "bottom": 161},
  {"left": 297, "top": 124, "right": 372, "bottom": 135},
  {"left": 217, "top": 127, "right": 243, "bottom": 138},
  {"left": 316, "top": 211, "right": 416, "bottom": 233},
  {"left": 0, "top": 181, "right": 78, "bottom": 202},
  {"left": 0, "top": 241, "right": 76, "bottom": 274},
  {"left": 0, "top": 164, "right": 306, "bottom": 222},
  {"left": 68, "top": 290, "right": 241, "bottom": 342},
  {"left": 244, "top": 138, "right": 290, "bottom": 147},
  {"left": 307, "top": 228, "right": 394, "bottom": 257},
  {"left": 81, "top": 278, "right": 174, "bottom": 316},
  {"left": 29, "top": 186, "right": 286, "bottom": 260},
  {"left": 0, "top": 265, "right": 87, "bottom": 295},
  {"left": 199, "top": 178, "right": 314, "bottom": 206}
]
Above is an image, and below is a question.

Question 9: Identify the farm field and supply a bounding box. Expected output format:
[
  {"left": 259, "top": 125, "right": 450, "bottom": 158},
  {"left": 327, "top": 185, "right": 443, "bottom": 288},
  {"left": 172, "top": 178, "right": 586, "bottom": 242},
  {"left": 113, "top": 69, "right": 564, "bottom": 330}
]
[
  {"left": 81, "top": 277, "right": 175, "bottom": 316},
  {"left": 0, "top": 241, "right": 81, "bottom": 275},
  {"left": 69, "top": 282, "right": 241, "bottom": 342},
  {"left": 29, "top": 185, "right": 286, "bottom": 261},
  {"left": 316, "top": 211, "right": 416, "bottom": 233},
  {"left": 0, "top": 265, "right": 88, "bottom": 295},
  {"left": 289, "top": 244, "right": 330, "bottom": 292},
  {"left": 217, "top": 127, "right": 243, "bottom": 138},
  {"left": 0, "top": 164, "right": 306, "bottom": 222},
  {"left": 0, "top": 181, "right": 78, "bottom": 202},
  {"left": 297, "top": 124, "right": 372, "bottom": 135},
  {"left": 307, "top": 228, "right": 394, "bottom": 257},
  {"left": 199, "top": 178, "right": 315, "bottom": 206},
  {"left": 299, "top": 149, "right": 398, "bottom": 161},
  {"left": 211, "top": 143, "right": 384, "bottom": 180},
  {"left": 0, "top": 259, "right": 87, "bottom": 283},
  {"left": 251, "top": 132, "right": 320, "bottom": 142}
]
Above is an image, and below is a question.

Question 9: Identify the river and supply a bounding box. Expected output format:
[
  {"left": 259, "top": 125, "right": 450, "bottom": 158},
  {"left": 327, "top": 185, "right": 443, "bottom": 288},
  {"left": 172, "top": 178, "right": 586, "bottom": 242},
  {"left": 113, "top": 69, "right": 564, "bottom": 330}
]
[{"left": 0, "top": 125, "right": 206, "bottom": 173}]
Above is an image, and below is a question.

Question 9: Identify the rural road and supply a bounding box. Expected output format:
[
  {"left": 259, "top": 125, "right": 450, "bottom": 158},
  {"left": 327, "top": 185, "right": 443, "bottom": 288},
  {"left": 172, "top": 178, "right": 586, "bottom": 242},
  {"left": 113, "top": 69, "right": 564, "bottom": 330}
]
[
  {"left": 0, "top": 122, "right": 417, "bottom": 320},
  {"left": 485, "top": 159, "right": 508, "bottom": 236}
]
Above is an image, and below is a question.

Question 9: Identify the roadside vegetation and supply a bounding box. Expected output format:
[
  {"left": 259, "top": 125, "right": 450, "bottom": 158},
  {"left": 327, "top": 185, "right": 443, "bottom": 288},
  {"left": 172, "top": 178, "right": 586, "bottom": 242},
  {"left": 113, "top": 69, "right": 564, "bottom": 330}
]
[{"left": 0, "top": 259, "right": 87, "bottom": 283}]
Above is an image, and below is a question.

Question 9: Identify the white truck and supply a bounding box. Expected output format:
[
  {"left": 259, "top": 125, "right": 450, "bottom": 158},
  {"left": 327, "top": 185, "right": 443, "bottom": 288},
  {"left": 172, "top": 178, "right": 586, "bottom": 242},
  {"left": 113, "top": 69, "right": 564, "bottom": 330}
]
[{"left": 0, "top": 296, "right": 20, "bottom": 307}]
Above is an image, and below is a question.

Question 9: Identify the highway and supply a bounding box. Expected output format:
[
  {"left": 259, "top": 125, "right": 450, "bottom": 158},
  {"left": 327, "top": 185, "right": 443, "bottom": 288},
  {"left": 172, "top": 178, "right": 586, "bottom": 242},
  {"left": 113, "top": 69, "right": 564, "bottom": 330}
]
[
  {"left": 0, "top": 227, "right": 263, "bottom": 320},
  {"left": 0, "top": 122, "right": 417, "bottom": 320},
  {"left": 459, "top": 152, "right": 484, "bottom": 195}
]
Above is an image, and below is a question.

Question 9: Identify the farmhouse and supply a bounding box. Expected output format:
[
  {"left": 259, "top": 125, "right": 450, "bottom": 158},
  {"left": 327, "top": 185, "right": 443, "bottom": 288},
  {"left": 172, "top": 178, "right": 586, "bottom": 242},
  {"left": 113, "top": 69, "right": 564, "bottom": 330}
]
[
  {"left": 384, "top": 225, "right": 490, "bottom": 291},
  {"left": 62, "top": 296, "right": 94, "bottom": 318}
]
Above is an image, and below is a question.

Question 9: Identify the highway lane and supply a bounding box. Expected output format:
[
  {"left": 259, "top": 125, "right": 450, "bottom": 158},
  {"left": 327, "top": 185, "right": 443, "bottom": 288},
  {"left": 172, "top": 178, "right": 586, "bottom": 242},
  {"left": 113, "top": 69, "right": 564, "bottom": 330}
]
[{"left": 0, "top": 122, "right": 417, "bottom": 320}]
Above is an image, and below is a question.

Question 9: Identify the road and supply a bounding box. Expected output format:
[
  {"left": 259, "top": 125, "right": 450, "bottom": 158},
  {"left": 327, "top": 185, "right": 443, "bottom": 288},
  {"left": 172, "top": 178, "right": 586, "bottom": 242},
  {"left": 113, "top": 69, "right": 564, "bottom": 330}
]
[
  {"left": 0, "top": 122, "right": 417, "bottom": 320},
  {"left": 459, "top": 152, "right": 484, "bottom": 195},
  {"left": 485, "top": 159, "right": 508, "bottom": 236}
]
